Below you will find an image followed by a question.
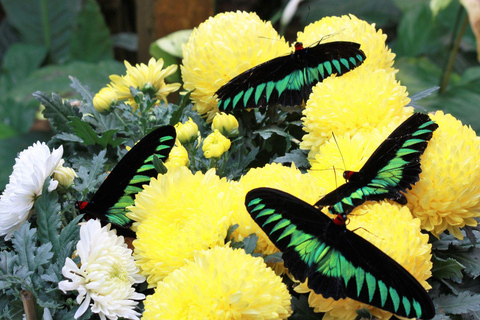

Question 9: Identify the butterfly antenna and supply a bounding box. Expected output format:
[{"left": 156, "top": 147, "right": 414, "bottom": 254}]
[{"left": 331, "top": 132, "right": 347, "bottom": 179}]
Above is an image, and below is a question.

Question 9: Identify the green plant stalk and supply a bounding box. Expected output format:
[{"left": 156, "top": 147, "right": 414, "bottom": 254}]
[
  {"left": 439, "top": 10, "right": 469, "bottom": 94},
  {"left": 40, "top": 0, "right": 51, "bottom": 54}
]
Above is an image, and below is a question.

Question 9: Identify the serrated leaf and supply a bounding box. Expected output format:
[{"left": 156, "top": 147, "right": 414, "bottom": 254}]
[
  {"left": 242, "top": 234, "right": 259, "bottom": 255},
  {"left": 445, "top": 247, "right": 480, "bottom": 279},
  {"left": 73, "top": 150, "right": 107, "bottom": 193},
  {"left": 68, "top": 117, "right": 123, "bottom": 148},
  {"left": 432, "top": 256, "right": 464, "bottom": 281},
  {"left": 435, "top": 291, "right": 480, "bottom": 314},
  {"left": 33, "top": 91, "right": 82, "bottom": 133},
  {"left": 59, "top": 215, "right": 82, "bottom": 247},
  {"left": 52, "top": 132, "right": 84, "bottom": 144},
  {"left": 69, "top": 77, "right": 94, "bottom": 105},
  {"left": 0, "top": 250, "right": 18, "bottom": 276},
  {"left": 153, "top": 155, "right": 168, "bottom": 174},
  {"left": 290, "top": 295, "right": 320, "bottom": 319},
  {"left": 226, "top": 224, "right": 239, "bottom": 241},
  {"left": 11, "top": 223, "right": 37, "bottom": 271},
  {"left": 263, "top": 252, "right": 283, "bottom": 264},
  {"left": 274, "top": 149, "right": 310, "bottom": 168},
  {"left": 35, "top": 182, "right": 61, "bottom": 256}
]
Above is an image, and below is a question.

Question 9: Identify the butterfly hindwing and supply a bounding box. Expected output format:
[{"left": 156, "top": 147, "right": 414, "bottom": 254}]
[
  {"left": 77, "top": 125, "right": 176, "bottom": 236},
  {"left": 315, "top": 113, "right": 438, "bottom": 216},
  {"left": 216, "top": 41, "right": 366, "bottom": 111},
  {"left": 246, "top": 187, "right": 435, "bottom": 319}
]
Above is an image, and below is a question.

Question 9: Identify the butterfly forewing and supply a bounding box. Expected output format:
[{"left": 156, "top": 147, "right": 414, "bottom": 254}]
[
  {"left": 216, "top": 41, "right": 366, "bottom": 111},
  {"left": 77, "top": 125, "right": 176, "bottom": 236},
  {"left": 315, "top": 113, "right": 438, "bottom": 216},
  {"left": 246, "top": 187, "right": 435, "bottom": 319}
]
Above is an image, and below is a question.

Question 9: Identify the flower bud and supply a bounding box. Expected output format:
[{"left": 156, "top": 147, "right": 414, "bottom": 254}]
[
  {"left": 54, "top": 166, "right": 78, "bottom": 188},
  {"left": 93, "top": 86, "right": 117, "bottom": 113},
  {"left": 202, "top": 130, "right": 231, "bottom": 159},
  {"left": 165, "top": 140, "right": 189, "bottom": 169},
  {"left": 175, "top": 118, "right": 199, "bottom": 144},
  {"left": 212, "top": 112, "right": 239, "bottom": 138}
]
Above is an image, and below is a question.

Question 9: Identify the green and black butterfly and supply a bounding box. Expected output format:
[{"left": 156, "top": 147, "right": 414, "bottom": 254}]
[
  {"left": 215, "top": 41, "right": 366, "bottom": 112},
  {"left": 76, "top": 125, "right": 176, "bottom": 238},
  {"left": 245, "top": 188, "right": 435, "bottom": 319},
  {"left": 316, "top": 112, "right": 438, "bottom": 222}
]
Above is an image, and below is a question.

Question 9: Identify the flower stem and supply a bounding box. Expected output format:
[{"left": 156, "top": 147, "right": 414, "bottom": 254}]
[
  {"left": 21, "top": 290, "right": 37, "bottom": 320},
  {"left": 40, "top": 0, "right": 51, "bottom": 60}
]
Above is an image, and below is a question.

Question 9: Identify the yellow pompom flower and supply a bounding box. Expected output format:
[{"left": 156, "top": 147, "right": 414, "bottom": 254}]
[
  {"left": 405, "top": 111, "right": 480, "bottom": 238},
  {"left": 127, "top": 166, "right": 238, "bottom": 286},
  {"left": 174, "top": 117, "right": 199, "bottom": 144},
  {"left": 212, "top": 112, "right": 239, "bottom": 138},
  {"left": 181, "top": 11, "right": 290, "bottom": 121},
  {"left": 297, "top": 14, "right": 396, "bottom": 74},
  {"left": 202, "top": 129, "right": 231, "bottom": 158},
  {"left": 295, "top": 202, "right": 432, "bottom": 320},
  {"left": 300, "top": 68, "right": 413, "bottom": 158},
  {"left": 164, "top": 140, "right": 189, "bottom": 169},
  {"left": 235, "top": 163, "right": 325, "bottom": 256},
  {"left": 142, "top": 246, "right": 292, "bottom": 319},
  {"left": 109, "top": 58, "right": 181, "bottom": 110},
  {"left": 92, "top": 85, "right": 117, "bottom": 113}
]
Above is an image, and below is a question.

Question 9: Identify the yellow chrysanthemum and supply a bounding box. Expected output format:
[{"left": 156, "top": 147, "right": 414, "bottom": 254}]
[
  {"left": 142, "top": 246, "right": 292, "bottom": 319},
  {"left": 175, "top": 117, "right": 199, "bottom": 144},
  {"left": 109, "top": 58, "right": 181, "bottom": 110},
  {"left": 92, "top": 85, "right": 117, "bottom": 113},
  {"left": 202, "top": 129, "right": 231, "bottom": 158},
  {"left": 406, "top": 111, "right": 480, "bottom": 238},
  {"left": 212, "top": 112, "right": 239, "bottom": 138},
  {"left": 295, "top": 202, "right": 432, "bottom": 320},
  {"left": 164, "top": 140, "right": 189, "bottom": 169},
  {"left": 127, "top": 166, "right": 238, "bottom": 286},
  {"left": 300, "top": 68, "right": 413, "bottom": 158},
  {"left": 297, "top": 14, "right": 396, "bottom": 74},
  {"left": 235, "top": 163, "right": 325, "bottom": 256},
  {"left": 181, "top": 11, "right": 290, "bottom": 121}
]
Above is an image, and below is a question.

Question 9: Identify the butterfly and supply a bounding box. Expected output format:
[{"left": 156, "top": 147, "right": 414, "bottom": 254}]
[
  {"left": 76, "top": 125, "right": 176, "bottom": 238},
  {"left": 245, "top": 187, "right": 435, "bottom": 319},
  {"left": 215, "top": 41, "right": 366, "bottom": 112},
  {"left": 315, "top": 112, "right": 438, "bottom": 222}
]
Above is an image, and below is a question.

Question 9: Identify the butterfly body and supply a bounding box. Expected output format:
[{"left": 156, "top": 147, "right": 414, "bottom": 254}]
[
  {"left": 316, "top": 113, "right": 438, "bottom": 216},
  {"left": 246, "top": 188, "right": 435, "bottom": 319},
  {"left": 215, "top": 41, "right": 366, "bottom": 111},
  {"left": 76, "top": 125, "right": 176, "bottom": 237}
]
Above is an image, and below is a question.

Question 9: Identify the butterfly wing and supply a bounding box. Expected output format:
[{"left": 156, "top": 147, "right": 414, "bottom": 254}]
[
  {"left": 315, "top": 113, "right": 438, "bottom": 216},
  {"left": 216, "top": 41, "right": 366, "bottom": 111},
  {"left": 77, "top": 125, "right": 176, "bottom": 236},
  {"left": 246, "top": 187, "right": 435, "bottom": 319}
]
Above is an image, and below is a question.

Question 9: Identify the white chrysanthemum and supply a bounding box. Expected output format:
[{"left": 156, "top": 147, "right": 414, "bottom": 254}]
[
  {"left": 58, "top": 220, "right": 145, "bottom": 320},
  {"left": 0, "top": 142, "right": 63, "bottom": 239}
]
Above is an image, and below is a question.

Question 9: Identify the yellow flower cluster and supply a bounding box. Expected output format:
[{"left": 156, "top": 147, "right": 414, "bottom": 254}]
[
  {"left": 93, "top": 58, "right": 181, "bottom": 112},
  {"left": 142, "top": 246, "right": 292, "bottom": 319}
]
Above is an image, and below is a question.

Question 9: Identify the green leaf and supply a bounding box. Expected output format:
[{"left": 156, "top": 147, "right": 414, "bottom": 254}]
[
  {"left": 225, "top": 224, "right": 239, "bottom": 242},
  {"left": 35, "top": 182, "right": 61, "bottom": 257},
  {"left": 242, "top": 234, "right": 259, "bottom": 255},
  {"left": 290, "top": 295, "right": 321, "bottom": 319},
  {"left": 430, "top": 0, "right": 454, "bottom": 16},
  {"left": 153, "top": 154, "right": 168, "bottom": 174},
  {"left": 33, "top": 91, "right": 82, "bottom": 133},
  {"left": 2, "top": 43, "right": 47, "bottom": 85},
  {"left": 432, "top": 256, "right": 464, "bottom": 281},
  {"left": 435, "top": 291, "right": 480, "bottom": 314},
  {"left": 11, "top": 223, "right": 53, "bottom": 272},
  {"left": 439, "top": 247, "right": 480, "bottom": 279},
  {"left": 151, "top": 29, "right": 192, "bottom": 58},
  {"left": 274, "top": 149, "right": 310, "bottom": 168},
  {"left": 73, "top": 150, "right": 108, "bottom": 193},
  {"left": 67, "top": 117, "right": 124, "bottom": 148},
  {"left": 69, "top": 0, "right": 113, "bottom": 62},
  {"left": 0, "top": 97, "right": 38, "bottom": 135},
  {"left": 59, "top": 215, "right": 82, "bottom": 247}
]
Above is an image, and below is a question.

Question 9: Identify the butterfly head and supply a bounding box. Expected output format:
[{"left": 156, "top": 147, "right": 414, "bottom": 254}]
[
  {"left": 343, "top": 170, "right": 356, "bottom": 181},
  {"left": 76, "top": 201, "right": 89, "bottom": 212},
  {"left": 294, "top": 42, "right": 304, "bottom": 51},
  {"left": 333, "top": 213, "right": 347, "bottom": 226}
]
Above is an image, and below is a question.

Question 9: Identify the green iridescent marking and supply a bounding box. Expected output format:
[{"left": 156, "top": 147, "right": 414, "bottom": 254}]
[
  {"left": 349, "top": 57, "right": 357, "bottom": 66},
  {"left": 290, "top": 231, "right": 316, "bottom": 247},
  {"left": 412, "top": 129, "right": 433, "bottom": 136},
  {"left": 350, "top": 189, "right": 364, "bottom": 200},
  {"left": 340, "top": 58, "right": 350, "bottom": 69},
  {"left": 305, "top": 240, "right": 326, "bottom": 266},
  {"left": 243, "top": 87, "right": 254, "bottom": 106},
  {"left": 355, "top": 267, "right": 365, "bottom": 296},
  {"left": 361, "top": 187, "right": 373, "bottom": 196},
  {"left": 232, "top": 91, "right": 243, "bottom": 108},
  {"left": 106, "top": 213, "right": 131, "bottom": 226},
  {"left": 311, "top": 242, "right": 327, "bottom": 261},
  {"left": 270, "top": 218, "right": 291, "bottom": 234},
  {"left": 287, "top": 70, "right": 304, "bottom": 90},
  {"left": 389, "top": 287, "right": 401, "bottom": 312},
  {"left": 137, "top": 164, "right": 155, "bottom": 173},
  {"left": 419, "top": 120, "right": 434, "bottom": 129},
  {"left": 366, "top": 272, "right": 377, "bottom": 301},
  {"left": 124, "top": 185, "right": 143, "bottom": 194},
  {"left": 333, "top": 202, "right": 345, "bottom": 214},
  {"left": 318, "top": 63, "right": 325, "bottom": 79},
  {"left": 332, "top": 59, "right": 342, "bottom": 74},
  {"left": 250, "top": 203, "right": 265, "bottom": 213},
  {"left": 412, "top": 299, "right": 422, "bottom": 317},
  {"left": 340, "top": 255, "right": 356, "bottom": 286},
  {"left": 402, "top": 138, "right": 425, "bottom": 147},
  {"left": 145, "top": 155, "right": 154, "bottom": 163},
  {"left": 277, "top": 224, "right": 297, "bottom": 241},
  {"left": 275, "top": 77, "right": 290, "bottom": 97},
  {"left": 129, "top": 174, "right": 151, "bottom": 185},
  {"left": 223, "top": 97, "right": 231, "bottom": 110},
  {"left": 356, "top": 54, "right": 364, "bottom": 62},
  {"left": 264, "top": 214, "right": 283, "bottom": 226},
  {"left": 309, "top": 67, "right": 319, "bottom": 81},
  {"left": 324, "top": 61, "right": 333, "bottom": 75},
  {"left": 266, "top": 81, "right": 276, "bottom": 101},
  {"left": 257, "top": 208, "right": 275, "bottom": 219},
  {"left": 159, "top": 135, "right": 174, "bottom": 143},
  {"left": 378, "top": 280, "right": 388, "bottom": 307},
  {"left": 395, "top": 148, "right": 418, "bottom": 157},
  {"left": 402, "top": 296, "right": 412, "bottom": 316},
  {"left": 341, "top": 197, "right": 354, "bottom": 207},
  {"left": 248, "top": 198, "right": 262, "bottom": 207},
  {"left": 255, "top": 83, "right": 266, "bottom": 104}
]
